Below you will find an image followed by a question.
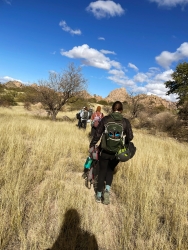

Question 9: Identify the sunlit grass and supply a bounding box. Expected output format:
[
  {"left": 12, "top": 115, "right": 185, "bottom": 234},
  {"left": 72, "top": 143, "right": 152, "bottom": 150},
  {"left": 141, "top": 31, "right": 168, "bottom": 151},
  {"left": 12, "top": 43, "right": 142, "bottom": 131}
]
[{"left": 0, "top": 106, "right": 188, "bottom": 250}]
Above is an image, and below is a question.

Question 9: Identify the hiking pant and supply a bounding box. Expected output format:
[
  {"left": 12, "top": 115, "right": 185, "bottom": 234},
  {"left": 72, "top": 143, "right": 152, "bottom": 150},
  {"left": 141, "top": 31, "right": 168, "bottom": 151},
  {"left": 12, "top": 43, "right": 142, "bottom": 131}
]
[
  {"left": 97, "top": 151, "right": 119, "bottom": 192},
  {"left": 81, "top": 120, "right": 87, "bottom": 129},
  {"left": 91, "top": 126, "right": 96, "bottom": 137},
  {"left": 77, "top": 118, "right": 81, "bottom": 127}
]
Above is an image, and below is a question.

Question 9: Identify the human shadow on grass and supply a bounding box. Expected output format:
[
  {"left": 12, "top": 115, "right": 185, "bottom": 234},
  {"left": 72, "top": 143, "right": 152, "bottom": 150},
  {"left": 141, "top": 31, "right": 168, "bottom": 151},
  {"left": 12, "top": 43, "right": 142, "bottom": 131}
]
[{"left": 46, "top": 208, "right": 98, "bottom": 250}]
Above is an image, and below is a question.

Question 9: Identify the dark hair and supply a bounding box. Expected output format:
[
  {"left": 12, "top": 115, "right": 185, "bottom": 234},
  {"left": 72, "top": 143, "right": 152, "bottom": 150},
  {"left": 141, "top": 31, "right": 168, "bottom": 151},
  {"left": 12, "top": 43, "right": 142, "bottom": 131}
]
[{"left": 112, "top": 101, "right": 123, "bottom": 112}]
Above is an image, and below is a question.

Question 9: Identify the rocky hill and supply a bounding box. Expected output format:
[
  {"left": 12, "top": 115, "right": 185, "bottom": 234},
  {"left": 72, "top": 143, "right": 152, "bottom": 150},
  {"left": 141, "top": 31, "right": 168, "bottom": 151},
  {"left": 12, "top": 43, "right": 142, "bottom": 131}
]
[
  {"left": 138, "top": 94, "right": 176, "bottom": 109},
  {"left": 104, "top": 87, "right": 129, "bottom": 103},
  {"left": 103, "top": 88, "right": 176, "bottom": 109},
  {"left": 4, "top": 81, "right": 23, "bottom": 88},
  {"left": 2, "top": 81, "right": 176, "bottom": 109}
]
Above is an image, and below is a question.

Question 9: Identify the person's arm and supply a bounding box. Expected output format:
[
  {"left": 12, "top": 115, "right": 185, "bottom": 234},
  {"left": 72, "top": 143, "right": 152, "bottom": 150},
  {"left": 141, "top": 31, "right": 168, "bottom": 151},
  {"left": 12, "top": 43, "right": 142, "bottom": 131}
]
[
  {"left": 124, "top": 118, "right": 133, "bottom": 144},
  {"left": 89, "top": 116, "right": 106, "bottom": 148},
  {"left": 80, "top": 111, "right": 83, "bottom": 118},
  {"left": 91, "top": 112, "right": 95, "bottom": 121}
]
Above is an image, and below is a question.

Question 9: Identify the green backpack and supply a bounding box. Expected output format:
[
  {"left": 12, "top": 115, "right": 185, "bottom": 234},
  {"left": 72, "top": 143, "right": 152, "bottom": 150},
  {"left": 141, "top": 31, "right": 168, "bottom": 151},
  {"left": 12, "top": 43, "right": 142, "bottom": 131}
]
[{"left": 101, "top": 113, "right": 124, "bottom": 153}]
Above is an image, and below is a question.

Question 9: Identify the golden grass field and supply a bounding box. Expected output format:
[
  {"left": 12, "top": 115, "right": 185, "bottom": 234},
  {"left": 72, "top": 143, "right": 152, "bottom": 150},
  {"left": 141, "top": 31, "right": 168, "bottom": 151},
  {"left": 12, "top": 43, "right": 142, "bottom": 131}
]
[{"left": 0, "top": 105, "right": 188, "bottom": 250}]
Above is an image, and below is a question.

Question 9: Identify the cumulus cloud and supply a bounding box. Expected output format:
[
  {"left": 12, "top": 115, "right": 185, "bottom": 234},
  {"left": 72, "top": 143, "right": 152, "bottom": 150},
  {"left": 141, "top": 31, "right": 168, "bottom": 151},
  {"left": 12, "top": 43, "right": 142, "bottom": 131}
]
[
  {"left": 134, "top": 73, "right": 148, "bottom": 83},
  {"left": 108, "top": 69, "right": 135, "bottom": 86},
  {"left": 0, "top": 76, "right": 22, "bottom": 83},
  {"left": 128, "top": 63, "right": 139, "bottom": 71},
  {"left": 59, "top": 20, "right": 81, "bottom": 35},
  {"left": 108, "top": 69, "right": 125, "bottom": 77},
  {"left": 86, "top": 0, "right": 125, "bottom": 19},
  {"left": 138, "top": 69, "right": 177, "bottom": 101},
  {"left": 100, "top": 49, "right": 116, "bottom": 55},
  {"left": 156, "top": 42, "right": 188, "bottom": 68},
  {"left": 154, "top": 69, "right": 173, "bottom": 81},
  {"left": 98, "top": 37, "right": 105, "bottom": 40},
  {"left": 60, "top": 43, "right": 179, "bottom": 101},
  {"left": 149, "top": 0, "right": 188, "bottom": 7},
  {"left": 108, "top": 75, "right": 135, "bottom": 86},
  {"left": 109, "top": 66, "right": 176, "bottom": 101},
  {"left": 61, "top": 44, "right": 121, "bottom": 70}
]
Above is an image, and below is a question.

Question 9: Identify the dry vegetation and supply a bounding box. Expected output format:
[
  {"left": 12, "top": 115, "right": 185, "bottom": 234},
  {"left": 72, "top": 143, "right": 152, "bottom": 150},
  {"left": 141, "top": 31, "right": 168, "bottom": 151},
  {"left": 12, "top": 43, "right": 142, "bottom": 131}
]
[{"left": 0, "top": 106, "right": 188, "bottom": 250}]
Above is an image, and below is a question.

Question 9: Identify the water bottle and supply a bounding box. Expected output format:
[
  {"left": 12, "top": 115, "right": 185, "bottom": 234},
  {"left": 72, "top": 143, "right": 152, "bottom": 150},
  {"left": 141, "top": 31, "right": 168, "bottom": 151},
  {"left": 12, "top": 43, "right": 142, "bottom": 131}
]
[{"left": 84, "top": 156, "right": 93, "bottom": 169}]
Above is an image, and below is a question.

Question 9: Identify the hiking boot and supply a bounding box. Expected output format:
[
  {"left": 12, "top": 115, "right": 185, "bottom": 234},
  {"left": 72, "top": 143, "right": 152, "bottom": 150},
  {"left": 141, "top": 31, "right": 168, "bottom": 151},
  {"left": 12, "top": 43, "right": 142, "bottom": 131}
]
[
  {"left": 103, "top": 190, "right": 110, "bottom": 205},
  {"left": 95, "top": 195, "right": 101, "bottom": 203}
]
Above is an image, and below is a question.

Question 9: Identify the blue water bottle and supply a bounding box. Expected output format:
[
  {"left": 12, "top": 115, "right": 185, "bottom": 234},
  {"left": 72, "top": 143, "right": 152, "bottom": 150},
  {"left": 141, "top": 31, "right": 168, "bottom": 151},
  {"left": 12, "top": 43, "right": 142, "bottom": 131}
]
[{"left": 84, "top": 156, "right": 93, "bottom": 169}]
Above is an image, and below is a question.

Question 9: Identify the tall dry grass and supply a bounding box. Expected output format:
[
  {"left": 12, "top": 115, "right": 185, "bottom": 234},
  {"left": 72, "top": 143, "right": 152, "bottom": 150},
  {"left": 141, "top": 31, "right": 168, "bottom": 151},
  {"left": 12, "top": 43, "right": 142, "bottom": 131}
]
[{"left": 0, "top": 106, "right": 188, "bottom": 250}]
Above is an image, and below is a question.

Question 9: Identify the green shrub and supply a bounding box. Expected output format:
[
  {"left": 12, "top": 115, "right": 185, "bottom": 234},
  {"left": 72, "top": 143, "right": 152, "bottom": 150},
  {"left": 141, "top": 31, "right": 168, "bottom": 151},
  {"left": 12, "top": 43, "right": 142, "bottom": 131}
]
[
  {"left": 97, "top": 100, "right": 108, "bottom": 105},
  {"left": 87, "top": 98, "right": 97, "bottom": 103},
  {"left": 0, "top": 93, "right": 17, "bottom": 106}
]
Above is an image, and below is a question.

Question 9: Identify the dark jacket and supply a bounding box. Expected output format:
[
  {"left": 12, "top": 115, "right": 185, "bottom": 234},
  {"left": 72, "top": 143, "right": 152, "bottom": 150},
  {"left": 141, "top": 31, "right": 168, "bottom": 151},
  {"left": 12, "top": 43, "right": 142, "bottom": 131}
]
[{"left": 89, "top": 112, "right": 133, "bottom": 149}]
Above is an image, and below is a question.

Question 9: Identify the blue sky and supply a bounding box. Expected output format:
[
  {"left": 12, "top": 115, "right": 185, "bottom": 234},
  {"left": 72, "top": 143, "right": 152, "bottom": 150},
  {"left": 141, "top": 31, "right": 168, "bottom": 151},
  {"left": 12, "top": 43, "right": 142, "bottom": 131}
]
[{"left": 1, "top": 0, "right": 188, "bottom": 101}]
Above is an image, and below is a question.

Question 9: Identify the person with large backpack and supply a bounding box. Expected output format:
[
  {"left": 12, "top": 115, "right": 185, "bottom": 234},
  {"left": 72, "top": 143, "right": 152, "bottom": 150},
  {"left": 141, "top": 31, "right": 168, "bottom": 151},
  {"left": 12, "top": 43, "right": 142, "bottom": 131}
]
[
  {"left": 90, "top": 106, "right": 104, "bottom": 137},
  {"left": 89, "top": 101, "right": 134, "bottom": 205},
  {"left": 80, "top": 107, "right": 89, "bottom": 129}
]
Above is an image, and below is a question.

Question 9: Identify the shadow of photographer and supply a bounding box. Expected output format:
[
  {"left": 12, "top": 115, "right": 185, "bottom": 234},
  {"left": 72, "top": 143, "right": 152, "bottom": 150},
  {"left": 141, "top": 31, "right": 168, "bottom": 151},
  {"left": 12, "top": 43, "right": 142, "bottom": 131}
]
[{"left": 47, "top": 208, "right": 98, "bottom": 250}]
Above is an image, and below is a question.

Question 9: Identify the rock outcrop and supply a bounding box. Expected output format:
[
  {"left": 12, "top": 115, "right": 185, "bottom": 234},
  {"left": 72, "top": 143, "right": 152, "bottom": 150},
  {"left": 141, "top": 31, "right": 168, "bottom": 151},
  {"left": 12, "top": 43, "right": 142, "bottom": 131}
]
[
  {"left": 138, "top": 94, "right": 176, "bottom": 109},
  {"left": 4, "top": 81, "right": 23, "bottom": 88},
  {"left": 104, "top": 87, "right": 129, "bottom": 103}
]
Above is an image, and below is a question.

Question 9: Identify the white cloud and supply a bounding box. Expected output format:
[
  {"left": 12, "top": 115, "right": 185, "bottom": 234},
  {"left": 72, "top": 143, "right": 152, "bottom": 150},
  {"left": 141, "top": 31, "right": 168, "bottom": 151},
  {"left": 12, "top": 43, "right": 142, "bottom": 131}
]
[
  {"left": 128, "top": 63, "right": 139, "bottom": 71},
  {"left": 108, "top": 75, "right": 135, "bottom": 86},
  {"left": 100, "top": 49, "right": 116, "bottom": 55},
  {"left": 108, "top": 69, "right": 125, "bottom": 77},
  {"left": 134, "top": 73, "right": 148, "bottom": 83},
  {"left": 60, "top": 42, "right": 179, "bottom": 102},
  {"left": 141, "top": 69, "right": 177, "bottom": 101},
  {"left": 109, "top": 66, "right": 176, "bottom": 101},
  {"left": 156, "top": 42, "right": 188, "bottom": 68},
  {"left": 149, "top": 0, "right": 188, "bottom": 7},
  {"left": 108, "top": 69, "right": 135, "bottom": 86},
  {"left": 154, "top": 69, "right": 173, "bottom": 81},
  {"left": 61, "top": 44, "right": 121, "bottom": 70},
  {"left": 3, "top": 0, "right": 12, "bottom": 5},
  {"left": 98, "top": 37, "right": 105, "bottom": 40},
  {"left": 59, "top": 20, "right": 81, "bottom": 35},
  {"left": 0, "top": 76, "right": 22, "bottom": 83},
  {"left": 86, "top": 0, "right": 125, "bottom": 19}
]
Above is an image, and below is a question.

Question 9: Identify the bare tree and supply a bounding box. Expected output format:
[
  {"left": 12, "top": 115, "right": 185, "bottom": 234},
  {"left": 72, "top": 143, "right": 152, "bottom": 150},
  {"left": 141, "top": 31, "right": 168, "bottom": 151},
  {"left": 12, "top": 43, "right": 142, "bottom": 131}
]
[
  {"left": 36, "top": 63, "right": 87, "bottom": 120},
  {"left": 128, "top": 92, "right": 145, "bottom": 118}
]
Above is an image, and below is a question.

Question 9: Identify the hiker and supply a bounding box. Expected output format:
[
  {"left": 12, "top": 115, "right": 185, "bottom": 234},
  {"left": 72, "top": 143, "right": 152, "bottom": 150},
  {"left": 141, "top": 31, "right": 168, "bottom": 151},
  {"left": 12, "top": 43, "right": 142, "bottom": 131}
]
[
  {"left": 80, "top": 107, "right": 89, "bottom": 129},
  {"left": 89, "top": 101, "right": 134, "bottom": 205},
  {"left": 76, "top": 108, "right": 83, "bottom": 127},
  {"left": 88, "top": 108, "right": 93, "bottom": 120},
  {"left": 90, "top": 106, "right": 104, "bottom": 137}
]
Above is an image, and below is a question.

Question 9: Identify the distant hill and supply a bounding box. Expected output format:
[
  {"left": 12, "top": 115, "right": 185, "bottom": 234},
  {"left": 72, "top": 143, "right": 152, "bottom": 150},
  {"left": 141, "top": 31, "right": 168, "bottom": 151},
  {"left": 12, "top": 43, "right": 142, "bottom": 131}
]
[
  {"left": 104, "top": 87, "right": 129, "bottom": 103},
  {"left": 2, "top": 81, "right": 176, "bottom": 109},
  {"left": 4, "top": 81, "right": 23, "bottom": 88}
]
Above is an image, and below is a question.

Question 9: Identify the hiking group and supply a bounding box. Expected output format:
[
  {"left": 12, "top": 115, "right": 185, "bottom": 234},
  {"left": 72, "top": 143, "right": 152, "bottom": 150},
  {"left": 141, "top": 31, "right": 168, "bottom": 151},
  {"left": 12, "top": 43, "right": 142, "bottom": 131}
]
[{"left": 78, "top": 101, "right": 135, "bottom": 205}]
